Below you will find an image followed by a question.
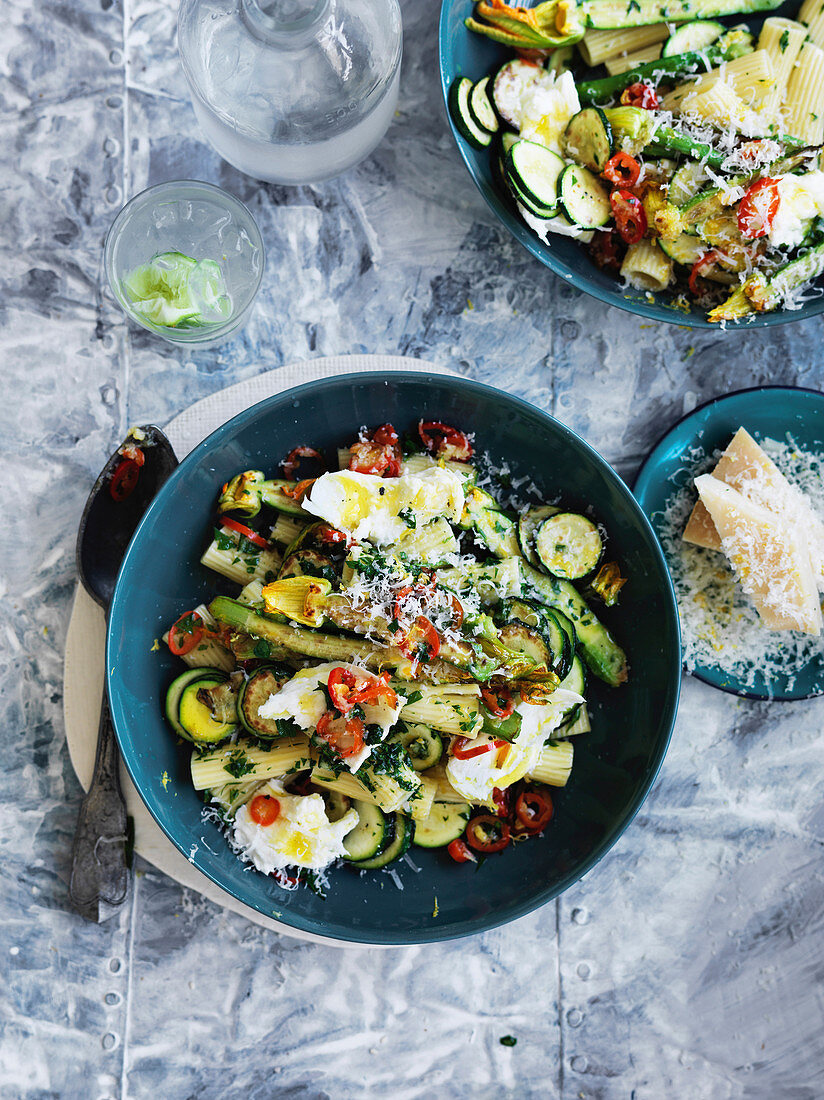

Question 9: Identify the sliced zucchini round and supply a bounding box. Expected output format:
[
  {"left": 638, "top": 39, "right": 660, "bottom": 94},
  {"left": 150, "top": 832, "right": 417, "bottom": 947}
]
[
  {"left": 263, "top": 479, "right": 312, "bottom": 517},
  {"left": 278, "top": 548, "right": 336, "bottom": 582},
  {"left": 492, "top": 59, "right": 544, "bottom": 129},
  {"left": 499, "top": 622, "right": 553, "bottom": 669},
  {"left": 518, "top": 505, "right": 561, "bottom": 567},
  {"left": 662, "top": 19, "right": 724, "bottom": 57},
  {"left": 501, "top": 131, "right": 518, "bottom": 156},
  {"left": 413, "top": 802, "right": 472, "bottom": 849},
  {"left": 469, "top": 76, "right": 499, "bottom": 135},
  {"left": 178, "top": 677, "right": 236, "bottom": 744},
  {"left": 557, "top": 655, "right": 586, "bottom": 710},
  {"left": 506, "top": 140, "right": 565, "bottom": 215},
  {"left": 390, "top": 724, "right": 443, "bottom": 771},
  {"left": 343, "top": 800, "right": 390, "bottom": 863},
  {"left": 237, "top": 664, "right": 295, "bottom": 739},
  {"left": 448, "top": 77, "right": 493, "bottom": 150},
  {"left": 323, "top": 790, "right": 352, "bottom": 823},
  {"left": 668, "top": 161, "right": 710, "bottom": 212},
  {"left": 547, "top": 608, "right": 577, "bottom": 653},
  {"left": 355, "top": 813, "right": 414, "bottom": 869},
  {"left": 508, "top": 176, "right": 557, "bottom": 220},
  {"left": 165, "top": 668, "right": 227, "bottom": 738},
  {"left": 500, "top": 598, "right": 572, "bottom": 679},
  {"left": 535, "top": 512, "right": 603, "bottom": 580},
  {"left": 558, "top": 165, "right": 611, "bottom": 229},
  {"left": 563, "top": 107, "right": 613, "bottom": 173}
]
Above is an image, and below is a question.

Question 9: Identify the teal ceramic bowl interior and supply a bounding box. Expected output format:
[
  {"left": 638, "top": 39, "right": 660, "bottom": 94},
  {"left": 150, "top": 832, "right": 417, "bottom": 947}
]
[
  {"left": 438, "top": 0, "right": 821, "bottom": 330},
  {"left": 107, "top": 372, "right": 681, "bottom": 944},
  {"left": 633, "top": 385, "right": 824, "bottom": 700}
]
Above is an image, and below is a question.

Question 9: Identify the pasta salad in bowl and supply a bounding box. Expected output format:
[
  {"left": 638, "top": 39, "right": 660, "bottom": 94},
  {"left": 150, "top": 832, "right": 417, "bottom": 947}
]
[
  {"left": 440, "top": 0, "right": 824, "bottom": 326},
  {"left": 106, "top": 372, "right": 680, "bottom": 944}
]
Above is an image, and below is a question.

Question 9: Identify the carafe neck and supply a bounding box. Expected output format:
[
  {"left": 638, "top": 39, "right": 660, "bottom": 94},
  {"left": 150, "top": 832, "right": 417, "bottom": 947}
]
[{"left": 240, "top": 0, "right": 332, "bottom": 48}]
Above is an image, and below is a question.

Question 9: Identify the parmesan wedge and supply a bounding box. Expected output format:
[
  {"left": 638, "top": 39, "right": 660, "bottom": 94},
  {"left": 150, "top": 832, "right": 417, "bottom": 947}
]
[
  {"left": 684, "top": 428, "right": 824, "bottom": 588},
  {"left": 694, "top": 474, "right": 823, "bottom": 635}
]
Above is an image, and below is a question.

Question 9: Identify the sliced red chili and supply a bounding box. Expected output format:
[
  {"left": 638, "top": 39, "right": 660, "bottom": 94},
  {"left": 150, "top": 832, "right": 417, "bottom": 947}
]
[
  {"left": 281, "top": 478, "right": 315, "bottom": 501},
  {"left": 315, "top": 710, "right": 365, "bottom": 758},
  {"left": 349, "top": 440, "right": 391, "bottom": 475},
  {"left": 688, "top": 249, "right": 722, "bottom": 297},
  {"left": 491, "top": 786, "right": 510, "bottom": 818},
  {"left": 109, "top": 458, "right": 141, "bottom": 502},
  {"left": 327, "top": 667, "right": 398, "bottom": 714},
  {"left": 604, "top": 152, "right": 641, "bottom": 188},
  {"left": 620, "top": 82, "right": 659, "bottom": 110},
  {"left": 316, "top": 523, "right": 348, "bottom": 545},
  {"left": 515, "top": 789, "right": 554, "bottom": 833},
  {"left": 418, "top": 421, "right": 473, "bottom": 461},
  {"left": 737, "top": 177, "right": 780, "bottom": 240},
  {"left": 249, "top": 795, "right": 281, "bottom": 826},
  {"left": 167, "top": 610, "right": 204, "bottom": 657},
  {"left": 447, "top": 838, "right": 476, "bottom": 863},
  {"left": 119, "top": 442, "right": 146, "bottom": 467},
  {"left": 480, "top": 684, "right": 515, "bottom": 719},
  {"left": 452, "top": 736, "right": 493, "bottom": 761},
  {"left": 399, "top": 615, "right": 441, "bottom": 667},
  {"left": 610, "top": 189, "right": 647, "bottom": 245},
  {"left": 220, "top": 517, "right": 269, "bottom": 549},
  {"left": 327, "top": 667, "right": 362, "bottom": 714},
  {"left": 589, "top": 228, "right": 624, "bottom": 272},
  {"left": 282, "top": 445, "right": 324, "bottom": 480},
  {"left": 465, "top": 814, "right": 511, "bottom": 853}
]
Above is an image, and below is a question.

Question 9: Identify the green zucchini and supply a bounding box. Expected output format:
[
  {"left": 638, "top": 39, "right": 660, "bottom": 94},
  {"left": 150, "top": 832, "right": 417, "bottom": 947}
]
[
  {"left": 343, "top": 800, "right": 390, "bottom": 862},
  {"left": 469, "top": 76, "right": 499, "bottom": 135},
  {"left": 558, "top": 165, "right": 611, "bottom": 229},
  {"left": 492, "top": 58, "right": 544, "bottom": 129},
  {"left": 461, "top": 488, "right": 521, "bottom": 557},
  {"left": 178, "top": 677, "right": 236, "bottom": 744},
  {"left": 535, "top": 512, "right": 603, "bottom": 581},
  {"left": 517, "top": 505, "right": 560, "bottom": 567},
  {"left": 323, "top": 790, "right": 352, "bottom": 823},
  {"left": 237, "top": 664, "right": 296, "bottom": 739},
  {"left": 355, "top": 813, "right": 414, "bottom": 869},
  {"left": 480, "top": 708, "right": 523, "bottom": 742},
  {"left": 389, "top": 724, "right": 443, "bottom": 771},
  {"left": 506, "top": 139, "right": 565, "bottom": 214},
  {"left": 500, "top": 601, "right": 572, "bottom": 680},
  {"left": 520, "top": 563, "right": 628, "bottom": 687},
  {"left": 165, "top": 668, "right": 228, "bottom": 738},
  {"left": 662, "top": 19, "right": 724, "bottom": 56},
  {"left": 584, "top": 0, "right": 780, "bottom": 31},
  {"left": 563, "top": 107, "right": 613, "bottom": 173},
  {"left": 556, "top": 656, "right": 587, "bottom": 720},
  {"left": 413, "top": 802, "right": 472, "bottom": 849},
  {"left": 668, "top": 162, "right": 710, "bottom": 213},
  {"left": 278, "top": 548, "right": 337, "bottom": 583},
  {"left": 498, "top": 622, "right": 553, "bottom": 669},
  {"left": 449, "top": 77, "right": 493, "bottom": 150}
]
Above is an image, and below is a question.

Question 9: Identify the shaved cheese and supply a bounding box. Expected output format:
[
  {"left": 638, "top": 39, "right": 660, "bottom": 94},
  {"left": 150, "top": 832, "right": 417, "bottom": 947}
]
[{"left": 694, "top": 474, "right": 823, "bottom": 634}]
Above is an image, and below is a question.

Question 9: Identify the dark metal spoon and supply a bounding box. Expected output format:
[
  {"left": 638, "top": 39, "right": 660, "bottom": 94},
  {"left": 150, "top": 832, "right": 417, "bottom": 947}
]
[{"left": 70, "top": 426, "right": 178, "bottom": 922}]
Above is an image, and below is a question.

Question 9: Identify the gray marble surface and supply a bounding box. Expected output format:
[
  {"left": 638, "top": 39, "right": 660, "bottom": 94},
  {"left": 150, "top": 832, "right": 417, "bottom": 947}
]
[{"left": 3, "top": 0, "right": 824, "bottom": 1097}]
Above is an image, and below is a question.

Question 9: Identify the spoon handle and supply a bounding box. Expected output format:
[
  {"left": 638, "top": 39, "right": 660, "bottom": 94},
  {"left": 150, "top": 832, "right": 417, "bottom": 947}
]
[{"left": 69, "top": 690, "right": 130, "bottom": 922}]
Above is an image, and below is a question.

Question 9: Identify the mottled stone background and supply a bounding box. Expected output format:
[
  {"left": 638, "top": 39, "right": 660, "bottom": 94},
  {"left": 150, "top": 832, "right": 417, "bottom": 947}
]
[{"left": 2, "top": 0, "right": 823, "bottom": 1097}]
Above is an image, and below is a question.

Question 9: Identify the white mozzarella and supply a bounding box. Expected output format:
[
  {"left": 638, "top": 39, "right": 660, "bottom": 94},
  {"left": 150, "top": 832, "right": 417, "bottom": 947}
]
[
  {"left": 519, "top": 70, "right": 580, "bottom": 156},
  {"left": 231, "top": 786, "right": 359, "bottom": 872},
  {"left": 769, "top": 172, "right": 824, "bottom": 249}
]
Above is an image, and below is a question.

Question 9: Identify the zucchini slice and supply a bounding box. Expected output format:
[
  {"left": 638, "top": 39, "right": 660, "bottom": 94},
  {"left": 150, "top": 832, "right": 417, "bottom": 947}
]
[
  {"left": 667, "top": 161, "right": 709, "bottom": 213},
  {"left": 413, "top": 802, "right": 472, "bottom": 849},
  {"left": 507, "top": 175, "right": 557, "bottom": 220},
  {"left": 563, "top": 107, "right": 613, "bottom": 173},
  {"left": 518, "top": 504, "right": 560, "bottom": 566},
  {"left": 500, "top": 598, "right": 572, "bottom": 679},
  {"left": 462, "top": 488, "right": 521, "bottom": 557},
  {"left": 278, "top": 548, "right": 337, "bottom": 583},
  {"left": 323, "top": 790, "right": 352, "bottom": 823},
  {"left": 261, "top": 479, "right": 312, "bottom": 517},
  {"left": 165, "top": 668, "right": 227, "bottom": 738},
  {"left": 469, "top": 76, "right": 499, "bottom": 135},
  {"left": 492, "top": 59, "right": 544, "bottom": 129},
  {"left": 343, "top": 800, "right": 390, "bottom": 862},
  {"left": 499, "top": 622, "right": 553, "bottom": 669},
  {"left": 558, "top": 655, "right": 586, "bottom": 701},
  {"left": 662, "top": 19, "right": 724, "bottom": 56},
  {"left": 178, "top": 677, "right": 236, "bottom": 744},
  {"left": 535, "top": 512, "right": 603, "bottom": 580},
  {"left": 506, "top": 140, "right": 565, "bottom": 215},
  {"left": 237, "top": 664, "right": 296, "bottom": 739},
  {"left": 355, "top": 813, "right": 414, "bottom": 869},
  {"left": 390, "top": 724, "right": 443, "bottom": 771},
  {"left": 448, "top": 77, "right": 493, "bottom": 150},
  {"left": 558, "top": 165, "right": 611, "bottom": 229}
]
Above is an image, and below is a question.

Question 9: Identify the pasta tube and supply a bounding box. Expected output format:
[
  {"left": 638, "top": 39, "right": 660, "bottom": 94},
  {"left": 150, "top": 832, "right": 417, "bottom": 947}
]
[
  {"left": 784, "top": 42, "right": 824, "bottom": 145},
  {"left": 757, "top": 18, "right": 807, "bottom": 124},
  {"left": 579, "top": 23, "right": 669, "bottom": 66},
  {"left": 162, "top": 604, "right": 235, "bottom": 672},
  {"left": 620, "top": 240, "right": 674, "bottom": 293},
  {"left": 190, "top": 736, "right": 312, "bottom": 791},
  {"left": 528, "top": 741, "right": 575, "bottom": 787},
  {"left": 604, "top": 44, "right": 662, "bottom": 76}
]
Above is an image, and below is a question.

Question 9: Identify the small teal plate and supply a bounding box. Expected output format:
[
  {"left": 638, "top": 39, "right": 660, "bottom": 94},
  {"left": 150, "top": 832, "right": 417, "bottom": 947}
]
[
  {"left": 633, "top": 386, "right": 824, "bottom": 701},
  {"left": 438, "top": 0, "right": 822, "bottom": 330},
  {"left": 107, "top": 372, "right": 681, "bottom": 944}
]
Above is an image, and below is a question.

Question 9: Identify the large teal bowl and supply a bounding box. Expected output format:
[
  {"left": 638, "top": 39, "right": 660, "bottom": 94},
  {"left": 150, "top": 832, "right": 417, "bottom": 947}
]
[
  {"left": 438, "top": 0, "right": 821, "bottom": 329},
  {"left": 106, "top": 372, "right": 681, "bottom": 944}
]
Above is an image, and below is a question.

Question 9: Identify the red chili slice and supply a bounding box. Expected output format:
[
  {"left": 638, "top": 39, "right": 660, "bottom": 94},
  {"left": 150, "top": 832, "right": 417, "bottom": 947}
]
[
  {"left": 349, "top": 440, "right": 391, "bottom": 475},
  {"left": 399, "top": 615, "right": 441, "bottom": 666},
  {"left": 109, "top": 458, "right": 141, "bottom": 502},
  {"left": 610, "top": 189, "right": 647, "bottom": 245},
  {"left": 418, "top": 421, "right": 473, "bottom": 461},
  {"left": 603, "top": 152, "right": 641, "bottom": 188},
  {"left": 327, "top": 667, "right": 398, "bottom": 714},
  {"left": 515, "top": 789, "right": 554, "bottom": 832},
  {"left": 688, "top": 249, "right": 722, "bottom": 297},
  {"left": 316, "top": 523, "right": 348, "bottom": 544},
  {"left": 737, "top": 177, "right": 780, "bottom": 240},
  {"left": 620, "top": 82, "right": 659, "bottom": 110},
  {"left": 447, "top": 839, "right": 476, "bottom": 863},
  {"left": 249, "top": 795, "right": 281, "bottom": 826},
  {"left": 465, "top": 814, "right": 511, "bottom": 853},
  {"left": 589, "top": 228, "right": 624, "bottom": 272},
  {"left": 315, "top": 710, "right": 365, "bottom": 758},
  {"left": 220, "top": 517, "right": 269, "bottom": 549},
  {"left": 167, "top": 610, "right": 204, "bottom": 656},
  {"left": 451, "top": 736, "right": 493, "bottom": 761},
  {"left": 480, "top": 685, "right": 515, "bottom": 720},
  {"left": 119, "top": 442, "right": 146, "bottom": 467},
  {"left": 282, "top": 445, "right": 324, "bottom": 480}
]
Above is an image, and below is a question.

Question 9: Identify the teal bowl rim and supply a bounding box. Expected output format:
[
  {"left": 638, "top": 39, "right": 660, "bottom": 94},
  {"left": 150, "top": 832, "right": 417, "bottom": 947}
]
[
  {"left": 632, "top": 383, "right": 824, "bottom": 702},
  {"left": 437, "top": 0, "right": 824, "bottom": 331},
  {"left": 106, "top": 371, "right": 682, "bottom": 944}
]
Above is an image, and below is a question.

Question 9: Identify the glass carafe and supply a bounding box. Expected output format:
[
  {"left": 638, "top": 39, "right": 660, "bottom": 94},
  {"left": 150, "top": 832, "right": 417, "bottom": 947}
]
[{"left": 178, "top": 0, "right": 402, "bottom": 184}]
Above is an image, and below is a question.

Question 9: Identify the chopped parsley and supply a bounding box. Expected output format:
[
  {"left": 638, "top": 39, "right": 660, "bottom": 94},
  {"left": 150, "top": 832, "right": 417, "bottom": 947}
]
[
  {"left": 224, "top": 748, "right": 256, "bottom": 779},
  {"left": 399, "top": 507, "right": 417, "bottom": 530}
]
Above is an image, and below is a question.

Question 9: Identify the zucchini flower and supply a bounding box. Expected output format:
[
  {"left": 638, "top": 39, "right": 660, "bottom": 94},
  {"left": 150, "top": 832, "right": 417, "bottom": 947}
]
[{"left": 465, "top": 0, "right": 585, "bottom": 50}]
